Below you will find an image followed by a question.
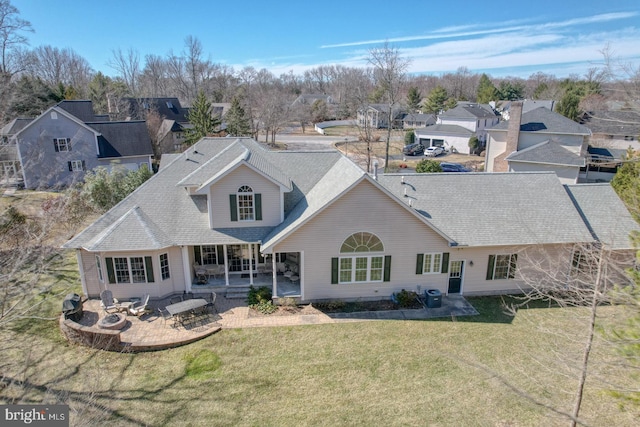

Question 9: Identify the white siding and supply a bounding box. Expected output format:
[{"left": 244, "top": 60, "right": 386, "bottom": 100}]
[{"left": 209, "top": 165, "right": 281, "bottom": 228}]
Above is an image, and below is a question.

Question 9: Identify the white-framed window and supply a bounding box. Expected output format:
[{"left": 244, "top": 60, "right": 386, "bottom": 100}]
[
  {"left": 237, "top": 185, "right": 254, "bottom": 221},
  {"left": 337, "top": 232, "right": 386, "bottom": 284},
  {"left": 487, "top": 254, "right": 517, "bottom": 280},
  {"left": 95, "top": 255, "right": 103, "bottom": 282},
  {"left": 106, "top": 256, "right": 155, "bottom": 284},
  {"left": 69, "top": 160, "right": 84, "bottom": 171},
  {"left": 54, "top": 138, "right": 71, "bottom": 152},
  {"left": 422, "top": 253, "right": 442, "bottom": 274},
  {"left": 160, "top": 253, "right": 170, "bottom": 280}
]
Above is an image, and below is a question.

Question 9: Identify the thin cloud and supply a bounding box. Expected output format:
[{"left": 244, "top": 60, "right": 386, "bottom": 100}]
[{"left": 320, "top": 11, "right": 638, "bottom": 49}]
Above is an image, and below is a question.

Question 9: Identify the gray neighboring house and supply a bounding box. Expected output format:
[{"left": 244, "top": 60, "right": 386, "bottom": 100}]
[
  {"left": 401, "top": 113, "right": 436, "bottom": 129},
  {"left": 13, "top": 100, "right": 153, "bottom": 189},
  {"left": 357, "top": 104, "right": 405, "bottom": 129},
  {"left": 497, "top": 100, "right": 556, "bottom": 120},
  {"left": 485, "top": 101, "right": 592, "bottom": 184},
  {"left": 579, "top": 110, "right": 640, "bottom": 150},
  {"left": 437, "top": 102, "right": 500, "bottom": 144},
  {"left": 63, "top": 137, "right": 637, "bottom": 304}
]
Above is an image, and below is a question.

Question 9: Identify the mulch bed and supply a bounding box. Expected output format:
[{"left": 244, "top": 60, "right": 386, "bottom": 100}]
[{"left": 248, "top": 299, "right": 423, "bottom": 317}]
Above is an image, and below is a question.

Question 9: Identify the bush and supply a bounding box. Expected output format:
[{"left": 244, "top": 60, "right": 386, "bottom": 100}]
[
  {"left": 250, "top": 300, "right": 278, "bottom": 314},
  {"left": 415, "top": 159, "right": 442, "bottom": 173},
  {"left": 247, "top": 285, "right": 272, "bottom": 305},
  {"left": 393, "top": 289, "right": 419, "bottom": 308},
  {"left": 404, "top": 130, "right": 415, "bottom": 145}
]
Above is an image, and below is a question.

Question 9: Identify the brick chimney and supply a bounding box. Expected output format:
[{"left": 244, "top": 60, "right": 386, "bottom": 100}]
[{"left": 493, "top": 101, "right": 523, "bottom": 172}]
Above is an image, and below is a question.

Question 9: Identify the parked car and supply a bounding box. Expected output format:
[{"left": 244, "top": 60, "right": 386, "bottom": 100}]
[
  {"left": 403, "top": 143, "right": 424, "bottom": 156},
  {"left": 425, "top": 146, "right": 444, "bottom": 157},
  {"left": 440, "top": 162, "right": 471, "bottom": 172}
]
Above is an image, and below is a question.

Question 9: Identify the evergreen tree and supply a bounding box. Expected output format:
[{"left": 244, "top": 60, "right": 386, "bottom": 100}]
[
  {"left": 8, "top": 76, "right": 62, "bottom": 119},
  {"left": 415, "top": 159, "right": 442, "bottom": 173},
  {"left": 497, "top": 80, "right": 525, "bottom": 100},
  {"left": 476, "top": 74, "right": 498, "bottom": 104},
  {"left": 406, "top": 86, "right": 422, "bottom": 112},
  {"left": 225, "top": 96, "right": 251, "bottom": 137},
  {"left": 185, "top": 90, "right": 220, "bottom": 145},
  {"left": 422, "top": 86, "right": 449, "bottom": 114}
]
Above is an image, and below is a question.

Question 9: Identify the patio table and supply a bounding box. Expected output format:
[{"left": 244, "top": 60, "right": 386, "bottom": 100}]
[{"left": 165, "top": 298, "right": 208, "bottom": 318}]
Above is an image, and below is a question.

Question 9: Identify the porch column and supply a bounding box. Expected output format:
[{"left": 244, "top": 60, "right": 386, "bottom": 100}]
[
  {"left": 223, "top": 244, "right": 229, "bottom": 286},
  {"left": 181, "top": 246, "right": 192, "bottom": 292},
  {"left": 248, "top": 243, "right": 254, "bottom": 285},
  {"left": 76, "top": 250, "right": 88, "bottom": 296},
  {"left": 272, "top": 254, "right": 278, "bottom": 298}
]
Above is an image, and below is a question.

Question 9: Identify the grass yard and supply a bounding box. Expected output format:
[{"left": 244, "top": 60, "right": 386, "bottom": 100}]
[{"left": 1, "top": 292, "right": 638, "bottom": 426}]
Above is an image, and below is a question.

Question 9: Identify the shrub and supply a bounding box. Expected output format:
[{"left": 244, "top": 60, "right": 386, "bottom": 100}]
[
  {"left": 250, "top": 300, "right": 278, "bottom": 314},
  {"left": 415, "top": 159, "right": 442, "bottom": 173},
  {"left": 404, "top": 130, "right": 415, "bottom": 145},
  {"left": 247, "top": 285, "right": 272, "bottom": 305},
  {"left": 393, "top": 289, "right": 419, "bottom": 308}
]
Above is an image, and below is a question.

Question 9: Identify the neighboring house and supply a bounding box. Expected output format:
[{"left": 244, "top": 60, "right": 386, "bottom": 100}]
[
  {"left": 401, "top": 113, "right": 436, "bottom": 129},
  {"left": 123, "top": 97, "right": 192, "bottom": 154},
  {"left": 497, "top": 99, "right": 556, "bottom": 120},
  {"left": 414, "top": 124, "right": 474, "bottom": 154},
  {"left": 357, "top": 104, "right": 405, "bottom": 129},
  {"left": 579, "top": 110, "right": 640, "bottom": 150},
  {"left": 0, "top": 117, "right": 32, "bottom": 184},
  {"left": 63, "top": 137, "right": 637, "bottom": 304},
  {"left": 485, "top": 101, "right": 592, "bottom": 184},
  {"left": 437, "top": 102, "right": 499, "bottom": 144},
  {"left": 13, "top": 100, "right": 153, "bottom": 189}
]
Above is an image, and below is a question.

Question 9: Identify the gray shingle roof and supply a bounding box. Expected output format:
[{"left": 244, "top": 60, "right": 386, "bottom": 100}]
[
  {"left": 1, "top": 117, "right": 33, "bottom": 136},
  {"left": 564, "top": 184, "right": 639, "bottom": 250},
  {"left": 376, "top": 172, "right": 595, "bottom": 247},
  {"left": 64, "top": 138, "right": 343, "bottom": 251},
  {"left": 56, "top": 100, "right": 99, "bottom": 122},
  {"left": 506, "top": 140, "right": 585, "bottom": 167},
  {"left": 415, "top": 123, "right": 473, "bottom": 137},
  {"left": 87, "top": 121, "right": 154, "bottom": 158},
  {"left": 579, "top": 110, "right": 640, "bottom": 137},
  {"left": 490, "top": 107, "right": 591, "bottom": 135},
  {"left": 440, "top": 103, "right": 497, "bottom": 120},
  {"left": 122, "top": 97, "right": 190, "bottom": 123}
]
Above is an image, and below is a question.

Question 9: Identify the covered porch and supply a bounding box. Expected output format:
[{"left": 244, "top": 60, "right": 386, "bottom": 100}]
[{"left": 187, "top": 243, "right": 301, "bottom": 298}]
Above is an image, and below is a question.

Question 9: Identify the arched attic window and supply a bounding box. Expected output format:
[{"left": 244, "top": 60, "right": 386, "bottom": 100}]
[{"left": 230, "top": 185, "right": 262, "bottom": 222}]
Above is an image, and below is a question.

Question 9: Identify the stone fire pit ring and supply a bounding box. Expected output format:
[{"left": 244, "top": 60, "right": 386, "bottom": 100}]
[{"left": 97, "top": 313, "right": 127, "bottom": 330}]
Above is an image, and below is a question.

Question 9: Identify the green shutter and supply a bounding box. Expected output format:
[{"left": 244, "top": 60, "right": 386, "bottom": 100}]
[
  {"left": 509, "top": 254, "right": 517, "bottom": 279},
  {"left": 255, "top": 193, "right": 262, "bottom": 221},
  {"left": 230, "top": 194, "right": 238, "bottom": 221},
  {"left": 486, "top": 255, "right": 496, "bottom": 280},
  {"left": 145, "top": 256, "right": 154, "bottom": 282},
  {"left": 441, "top": 253, "right": 449, "bottom": 274},
  {"left": 331, "top": 257, "right": 339, "bottom": 284},
  {"left": 194, "top": 246, "right": 202, "bottom": 264},
  {"left": 68, "top": 161, "right": 72, "bottom": 171},
  {"left": 383, "top": 255, "right": 392, "bottom": 282},
  {"left": 416, "top": 254, "right": 424, "bottom": 274},
  {"left": 105, "top": 257, "right": 115, "bottom": 283}
]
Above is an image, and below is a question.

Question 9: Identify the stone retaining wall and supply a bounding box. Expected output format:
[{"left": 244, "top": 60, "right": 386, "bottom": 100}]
[{"left": 59, "top": 315, "right": 126, "bottom": 352}]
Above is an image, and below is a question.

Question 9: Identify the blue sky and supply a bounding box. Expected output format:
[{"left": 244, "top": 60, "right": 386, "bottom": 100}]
[{"left": 13, "top": 0, "right": 640, "bottom": 79}]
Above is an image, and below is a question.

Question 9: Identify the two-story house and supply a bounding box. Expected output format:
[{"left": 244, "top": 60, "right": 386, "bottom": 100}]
[
  {"left": 485, "top": 101, "right": 592, "bottom": 184},
  {"left": 357, "top": 104, "right": 405, "bottom": 129},
  {"left": 63, "top": 137, "right": 637, "bottom": 304},
  {"left": 414, "top": 103, "right": 499, "bottom": 154},
  {"left": 13, "top": 100, "right": 153, "bottom": 189}
]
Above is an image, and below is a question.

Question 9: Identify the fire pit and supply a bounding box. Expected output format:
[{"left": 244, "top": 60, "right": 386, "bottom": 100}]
[{"left": 97, "top": 313, "right": 127, "bottom": 330}]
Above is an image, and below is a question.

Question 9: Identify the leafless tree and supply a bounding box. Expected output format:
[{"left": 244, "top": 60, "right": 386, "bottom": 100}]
[
  {"left": 107, "top": 47, "right": 141, "bottom": 97},
  {"left": 24, "top": 46, "right": 93, "bottom": 96},
  {"left": 503, "top": 242, "right": 635, "bottom": 426},
  {"left": 368, "top": 42, "right": 410, "bottom": 172},
  {"left": 139, "top": 54, "right": 168, "bottom": 98},
  {"left": 0, "top": 0, "right": 32, "bottom": 76}
]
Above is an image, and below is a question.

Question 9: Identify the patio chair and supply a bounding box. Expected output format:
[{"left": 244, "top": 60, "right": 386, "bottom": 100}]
[
  {"left": 205, "top": 291, "right": 217, "bottom": 314},
  {"left": 128, "top": 294, "right": 150, "bottom": 316},
  {"left": 157, "top": 307, "right": 177, "bottom": 328},
  {"left": 100, "top": 289, "right": 121, "bottom": 313}
]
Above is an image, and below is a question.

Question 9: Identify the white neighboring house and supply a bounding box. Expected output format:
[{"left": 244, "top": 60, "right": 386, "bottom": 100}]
[
  {"left": 437, "top": 102, "right": 500, "bottom": 144},
  {"left": 485, "top": 101, "right": 592, "bottom": 184},
  {"left": 414, "top": 124, "right": 474, "bottom": 154}
]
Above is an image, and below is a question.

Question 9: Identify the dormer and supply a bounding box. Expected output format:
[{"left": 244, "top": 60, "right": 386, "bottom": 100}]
[{"left": 177, "top": 141, "right": 292, "bottom": 229}]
